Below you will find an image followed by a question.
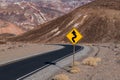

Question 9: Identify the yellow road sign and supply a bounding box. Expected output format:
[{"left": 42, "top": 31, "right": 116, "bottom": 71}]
[{"left": 66, "top": 28, "right": 83, "bottom": 44}]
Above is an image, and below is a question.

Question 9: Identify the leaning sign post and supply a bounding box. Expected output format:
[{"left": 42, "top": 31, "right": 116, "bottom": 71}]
[{"left": 66, "top": 27, "right": 83, "bottom": 66}]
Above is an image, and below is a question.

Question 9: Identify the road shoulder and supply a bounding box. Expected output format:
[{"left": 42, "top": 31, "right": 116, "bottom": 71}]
[{"left": 22, "top": 45, "right": 91, "bottom": 80}]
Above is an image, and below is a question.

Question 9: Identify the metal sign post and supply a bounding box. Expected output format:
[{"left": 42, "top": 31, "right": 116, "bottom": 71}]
[
  {"left": 73, "top": 44, "right": 75, "bottom": 66},
  {"left": 66, "top": 27, "right": 83, "bottom": 67}
]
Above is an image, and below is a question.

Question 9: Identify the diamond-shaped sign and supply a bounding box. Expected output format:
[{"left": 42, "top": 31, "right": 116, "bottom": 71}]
[{"left": 66, "top": 28, "right": 83, "bottom": 44}]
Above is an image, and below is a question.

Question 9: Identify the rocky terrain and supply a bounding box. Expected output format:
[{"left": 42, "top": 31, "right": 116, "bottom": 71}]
[
  {"left": 0, "top": 20, "right": 24, "bottom": 39},
  {"left": 52, "top": 43, "right": 120, "bottom": 80},
  {"left": 0, "top": 0, "right": 93, "bottom": 40},
  {"left": 0, "top": 0, "right": 93, "bottom": 36},
  {"left": 0, "top": 43, "right": 63, "bottom": 65},
  {"left": 8, "top": 0, "right": 120, "bottom": 43},
  {"left": 0, "top": 1, "right": 47, "bottom": 31}
]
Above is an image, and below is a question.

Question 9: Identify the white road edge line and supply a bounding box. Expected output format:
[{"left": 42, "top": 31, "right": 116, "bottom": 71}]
[
  {"left": 0, "top": 45, "right": 64, "bottom": 66},
  {"left": 16, "top": 64, "right": 49, "bottom": 80},
  {"left": 17, "top": 45, "right": 83, "bottom": 80}
]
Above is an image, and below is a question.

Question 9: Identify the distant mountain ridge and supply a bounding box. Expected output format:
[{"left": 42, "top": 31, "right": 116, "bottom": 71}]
[
  {"left": 8, "top": 0, "right": 120, "bottom": 43},
  {"left": 0, "top": 0, "right": 93, "bottom": 36}
]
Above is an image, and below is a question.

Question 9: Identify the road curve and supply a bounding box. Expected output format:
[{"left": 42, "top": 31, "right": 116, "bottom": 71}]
[{"left": 0, "top": 44, "right": 83, "bottom": 80}]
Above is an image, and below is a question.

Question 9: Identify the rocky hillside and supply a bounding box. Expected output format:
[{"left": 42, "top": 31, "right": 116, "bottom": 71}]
[
  {"left": 0, "top": 20, "right": 24, "bottom": 35},
  {"left": 8, "top": 0, "right": 120, "bottom": 43},
  {"left": 0, "top": 20, "right": 24, "bottom": 41},
  {"left": 0, "top": 0, "right": 93, "bottom": 34},
  {"left": 0, "top": 1, "right": 48, "bottom": 31},
  {"left": 81, "top": 0, "right": 120, "bottom": 10}
]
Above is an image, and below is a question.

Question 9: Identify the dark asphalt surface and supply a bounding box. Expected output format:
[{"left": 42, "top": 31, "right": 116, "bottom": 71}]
[{"left": 0, "top": 44, "right": 83, "bottom": 80}]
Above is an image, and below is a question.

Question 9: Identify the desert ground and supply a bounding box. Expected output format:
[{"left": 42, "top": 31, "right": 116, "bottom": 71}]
[
  {"left": 0, "top": 42, "right": 120, "bottom": 80},
  {"left": 0, "top": 42, "right": 63, "bottom": 65},
  {"left": 50, "top": 43, "right": 120, "bottom": 80}
]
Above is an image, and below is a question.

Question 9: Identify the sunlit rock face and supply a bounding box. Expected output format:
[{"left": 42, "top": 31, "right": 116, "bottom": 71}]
[{"left": 0, "top": 0, "right": 93, "bottom": 35}]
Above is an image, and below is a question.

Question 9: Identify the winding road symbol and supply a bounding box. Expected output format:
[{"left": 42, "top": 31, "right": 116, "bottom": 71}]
[
  {"left": 66, "top": 28, "right": 83, "bottom": 44},
  {"left": 72, "top": 30, "right": 77, "bottom": 43}
]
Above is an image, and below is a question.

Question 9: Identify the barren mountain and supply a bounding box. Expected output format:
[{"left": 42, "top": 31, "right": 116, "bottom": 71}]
[
  {"left": 0, "top": 0, "right": 93, "bottom": 33},
  {"left": 0, "top": 20, "right": 24, "bottom": 41},
  {"left": 0, "top": 1, "right": 47, "bottom": 31},
  {"left": 0, "top": 20, "right": 24, "bottom": 35},
  {"left": 9, "top": 0, "right": 120, "bottom": 43},
  {"left": 36, "top": 0, "right": 93, "bottom": 13}
]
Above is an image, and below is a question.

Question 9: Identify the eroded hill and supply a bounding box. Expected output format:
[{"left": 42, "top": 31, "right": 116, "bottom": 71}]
[
  {"left": 9, "top": 0, "right": 120, "bottom": 43},
  {"left": 0, "top": 20, "right": 24, "bottom": 35}
]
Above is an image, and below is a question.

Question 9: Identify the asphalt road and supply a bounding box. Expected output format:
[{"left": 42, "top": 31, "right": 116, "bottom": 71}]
[{"left": 0, "top": 44, "right": 83, "bottom": 80}]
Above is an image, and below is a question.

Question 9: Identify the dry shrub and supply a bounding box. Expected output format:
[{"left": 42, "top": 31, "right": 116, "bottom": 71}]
[
  {"left": 69, "top": 66, "right": 80, "bottom": 73},
  {"left": 74, "top": 61, "right": 80, "bottom": 66},
  {"left": 52, "top": 74, "right": 70, "bottom": 80},
  {"left": 95, "top": 57, "right": 101, "bottom": 62},
  {"left": 82, "top": 57, "right": 101, "bottom": 66},
  {"left": 70, "top": 61, "right": 80, "bottom": 67}
]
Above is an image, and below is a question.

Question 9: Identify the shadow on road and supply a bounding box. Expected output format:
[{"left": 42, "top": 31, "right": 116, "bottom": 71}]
[
  {"left": 0, "top": 44, "right": 83, "bottom": 80},
  {"left": 45, "top": 61, "right": 70, "bottom": 72}
]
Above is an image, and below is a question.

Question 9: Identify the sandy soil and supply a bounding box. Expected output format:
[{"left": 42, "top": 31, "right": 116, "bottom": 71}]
[
  {"left": 0, "top": 43, "right": 63, "bottom": 65},
  {"left": 0, "top": 20, "right": 24, "bottom": 35},
  {"left": 53, "top": 43, "right": 120, "bottom": 80}
]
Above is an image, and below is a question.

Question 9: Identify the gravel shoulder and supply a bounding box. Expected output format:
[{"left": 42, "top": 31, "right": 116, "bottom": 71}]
[
  {"left": 53, "top": 43, "right": 120, "bottom": 80},
  {"left": 0, "top": 43, "right": 63, "bottom": 65},
  {"left": 23, "top": 44, "right": 91, "bottom": 80},
  {"left": 1, "top": 43, "right": 120, "bottom": 80}
]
